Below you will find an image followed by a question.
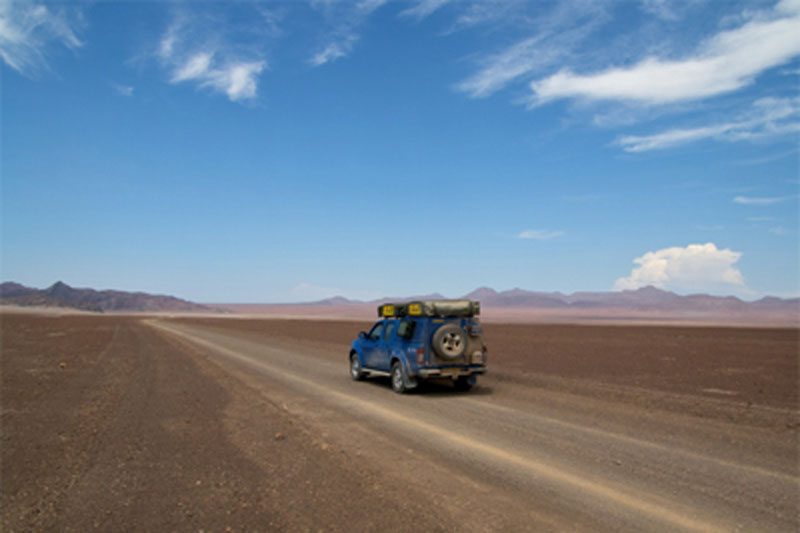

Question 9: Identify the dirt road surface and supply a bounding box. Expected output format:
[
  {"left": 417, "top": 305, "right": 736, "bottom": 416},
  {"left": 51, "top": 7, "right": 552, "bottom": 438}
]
[{"left": 2, "top": 313, "right": 798, "bottom": 531}]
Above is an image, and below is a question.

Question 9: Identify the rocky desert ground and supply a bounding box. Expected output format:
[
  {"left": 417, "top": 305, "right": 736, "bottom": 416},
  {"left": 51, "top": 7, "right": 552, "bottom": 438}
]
[{"left": 2, "top": 311, "right": 798, "bottom": 531}]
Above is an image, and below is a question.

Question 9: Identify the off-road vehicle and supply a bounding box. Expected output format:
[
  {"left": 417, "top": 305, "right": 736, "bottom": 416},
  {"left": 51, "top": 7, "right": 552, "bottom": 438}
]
[{"left": 349, "top": 300, "right": 487, "bottom": 393}]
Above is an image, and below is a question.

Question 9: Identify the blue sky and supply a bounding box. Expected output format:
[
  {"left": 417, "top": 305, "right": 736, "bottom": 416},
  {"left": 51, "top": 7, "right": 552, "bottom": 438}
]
[{"left": 1, "top": 0, "right": 798, "bottom": 302}]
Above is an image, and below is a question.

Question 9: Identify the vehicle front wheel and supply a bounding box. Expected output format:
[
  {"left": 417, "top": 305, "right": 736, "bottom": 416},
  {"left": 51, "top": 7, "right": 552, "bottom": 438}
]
[
  {"left": 350, "top": 353, "right": 365, "bottom": 381},
  {"left": 391, "top": 361, "right": 407, "bottom": 394}
]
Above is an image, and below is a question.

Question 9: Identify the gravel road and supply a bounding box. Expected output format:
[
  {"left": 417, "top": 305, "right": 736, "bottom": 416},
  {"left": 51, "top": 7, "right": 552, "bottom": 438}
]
[{"left": 149, "top": 319, "right": 799, "bottom": 532}]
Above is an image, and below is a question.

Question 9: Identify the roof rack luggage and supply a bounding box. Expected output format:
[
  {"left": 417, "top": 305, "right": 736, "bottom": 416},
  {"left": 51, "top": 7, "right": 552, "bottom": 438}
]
[{"left": 377, "top": 299, "right": 480, "bottom": 318}]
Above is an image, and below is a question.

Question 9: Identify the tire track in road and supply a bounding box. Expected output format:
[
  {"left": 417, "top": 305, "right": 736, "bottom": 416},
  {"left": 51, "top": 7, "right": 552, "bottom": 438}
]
[{"left": 147, "top": 319, "right": 734, "bottom": 532}]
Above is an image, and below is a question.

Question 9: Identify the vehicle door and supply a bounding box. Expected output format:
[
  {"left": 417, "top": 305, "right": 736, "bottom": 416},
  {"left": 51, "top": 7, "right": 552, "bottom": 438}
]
[
  {"left": 374, "top": 319, "right": 396, "bottom": 372},
  {"left": 361, "top": 321, "right": 384, "bottom": 369}
]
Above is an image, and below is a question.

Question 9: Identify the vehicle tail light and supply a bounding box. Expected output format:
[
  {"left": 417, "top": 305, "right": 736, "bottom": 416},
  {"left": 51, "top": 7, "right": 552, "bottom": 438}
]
[{"left": 417, "top": 347, "right": 424, "bottom": 364}]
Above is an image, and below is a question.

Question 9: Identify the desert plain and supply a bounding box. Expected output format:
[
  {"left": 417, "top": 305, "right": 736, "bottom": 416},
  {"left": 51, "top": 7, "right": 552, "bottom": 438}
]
[{"left": 1, "top": 311, "right": 798, "bottom": 531}]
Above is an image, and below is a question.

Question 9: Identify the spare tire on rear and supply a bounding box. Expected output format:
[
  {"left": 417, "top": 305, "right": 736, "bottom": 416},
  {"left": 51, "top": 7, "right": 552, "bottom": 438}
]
[{"left": 432, "top": 324, "right": 467, "bottom": 360}]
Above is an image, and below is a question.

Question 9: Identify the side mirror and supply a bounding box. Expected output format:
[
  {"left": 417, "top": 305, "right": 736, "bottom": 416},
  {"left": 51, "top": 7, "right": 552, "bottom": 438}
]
[{"left": 358, "top": 331, "right": 367, "bottom": 339}]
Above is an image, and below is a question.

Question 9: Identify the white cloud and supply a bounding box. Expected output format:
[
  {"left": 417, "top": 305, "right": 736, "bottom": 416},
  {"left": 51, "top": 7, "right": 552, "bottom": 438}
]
[
  {"left": 616, "top": 97, "right": 800, "bottom": 151},
  {"left": 156, "top": 16, "right": 267, "bottom": 103},
  {"left": 769, "top": 226, "right": 789, "bottom": 235},
  {"left": 733, "top": 194, "right": 797, "bottom": 205},
  {"left": 529, "top": 0, "right": 800, "bottom": 106},
  {"left": 518, "top": 229, "right": 564, "bottom": 240},
  {"left": 0, "top": 0, "right": 83, "bottom": 75},
  {"left": 613, "top": 243, "right": 750, "bottom": 295}
]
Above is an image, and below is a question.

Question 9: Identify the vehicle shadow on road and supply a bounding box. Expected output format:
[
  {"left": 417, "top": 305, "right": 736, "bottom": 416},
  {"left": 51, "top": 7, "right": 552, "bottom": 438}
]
[
  {"left": 415, "top": 381, "right": 495, "bottom": 398},
  {"left": 358, "top": 377, "right": 494, "bottom": 397}
]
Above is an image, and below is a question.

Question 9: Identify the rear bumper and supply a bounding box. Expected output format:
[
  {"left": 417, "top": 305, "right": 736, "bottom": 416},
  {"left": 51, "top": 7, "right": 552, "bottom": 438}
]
[{"left": 416, "top": 365, "right": 487, "bottom": 378}]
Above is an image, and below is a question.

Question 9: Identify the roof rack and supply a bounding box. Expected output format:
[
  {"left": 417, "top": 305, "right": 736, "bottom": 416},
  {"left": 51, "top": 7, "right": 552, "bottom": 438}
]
[{"left": 377, "top": 299, "right": 480, "bottom": 318}]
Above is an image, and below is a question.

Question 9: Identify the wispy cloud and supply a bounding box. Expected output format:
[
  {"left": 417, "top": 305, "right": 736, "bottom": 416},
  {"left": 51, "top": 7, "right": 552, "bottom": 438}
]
[
  {"left": 747, "top": 216, "right": 776, "bottom": 222},
  {"left": 641, "top": 0, "right": 683, "bottom": 21},
  {"left": 769, "top": 226, "right": 789, "bottom": 235},
  {"left": 400, "top": 0, "right": 452, "bottom": 20},
  {"left": 171, "top": 51, "right": 212, "bottom": 82},
  {"left": 563, "top": 193, "right": 610, "bottom": 202},
  {"left": 733, "top": 194, "right": 797, "bottom": 205},
  {"left": 447, "top": 0, "right": 529, "bottom": 33},
  {"left": 0, "top": 0, "right": 84, "bottom": 76},
  {"left": 529, "top": 0, "right": 800, "bottom": 106},
  {"left": 730, "top": 148, "right": 798, "bottom": 165},
  {"left": 518, "top": 229, "right": 564, "bottom": 240},
  {"left": 111, "top": 82, "right": 134, "bottom": 97},
  {"left": 616, "top": 97, "right": 800, "bottom": 152},
  {"left": 458, "top": 36, "right": 555, "bottom": 98},
  {"left": 308, "top": 0, "right": 388, "bottom": 66},
  {"left": 156, "top": 9, "right": 270, "bottom": 102},
  {"left": 697, "top": 225, "right": 725, "bottom": 231},
  {"left": 309, "top": 36, "right": 356, "bottom": 67},
  {"left": 456, "top": 2, "right": 607, "bottom": 98}
]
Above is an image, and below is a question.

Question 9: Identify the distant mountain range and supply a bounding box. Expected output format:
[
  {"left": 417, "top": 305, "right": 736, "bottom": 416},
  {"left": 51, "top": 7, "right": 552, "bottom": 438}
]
[
  {"left": 3, "top": 281, "right": 797, "bottom": 318},
  {"left": 0, "top": 281, "right": 216, "bottom": 313},
  {"left": 310, "top": 286, "right": 799, "bottom": 315}
]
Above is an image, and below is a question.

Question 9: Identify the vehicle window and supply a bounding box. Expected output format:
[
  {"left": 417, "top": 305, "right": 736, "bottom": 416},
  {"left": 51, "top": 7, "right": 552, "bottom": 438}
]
[
  {"left": 368, "top": 323, "right": 383, "bottom": 341},
  {"left": 383, "top": 321, "right": 396, "bottom": 341},
  {"left": 396, "top": 320, "right": 415, "bottom": 340}
]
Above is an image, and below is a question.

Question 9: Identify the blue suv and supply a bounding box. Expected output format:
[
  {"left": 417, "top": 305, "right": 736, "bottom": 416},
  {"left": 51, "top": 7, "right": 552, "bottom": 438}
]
[{"left": 349, "top": 300, "right": 487, "bottom": 393}]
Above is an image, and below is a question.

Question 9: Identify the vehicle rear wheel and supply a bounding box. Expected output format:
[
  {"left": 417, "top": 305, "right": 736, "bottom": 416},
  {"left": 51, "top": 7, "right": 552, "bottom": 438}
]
[
  {"left": 350, "top": 353, "right": 365, "bottom": 381},
  {"left": 391, "top": 361, "right": 406, "bottom": 394},
  {"left": 454, "top": 375, "right": 475, "bottom": 391},
  {"left": 432, "top": 324, "right": 467, "bottom": 360}
]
